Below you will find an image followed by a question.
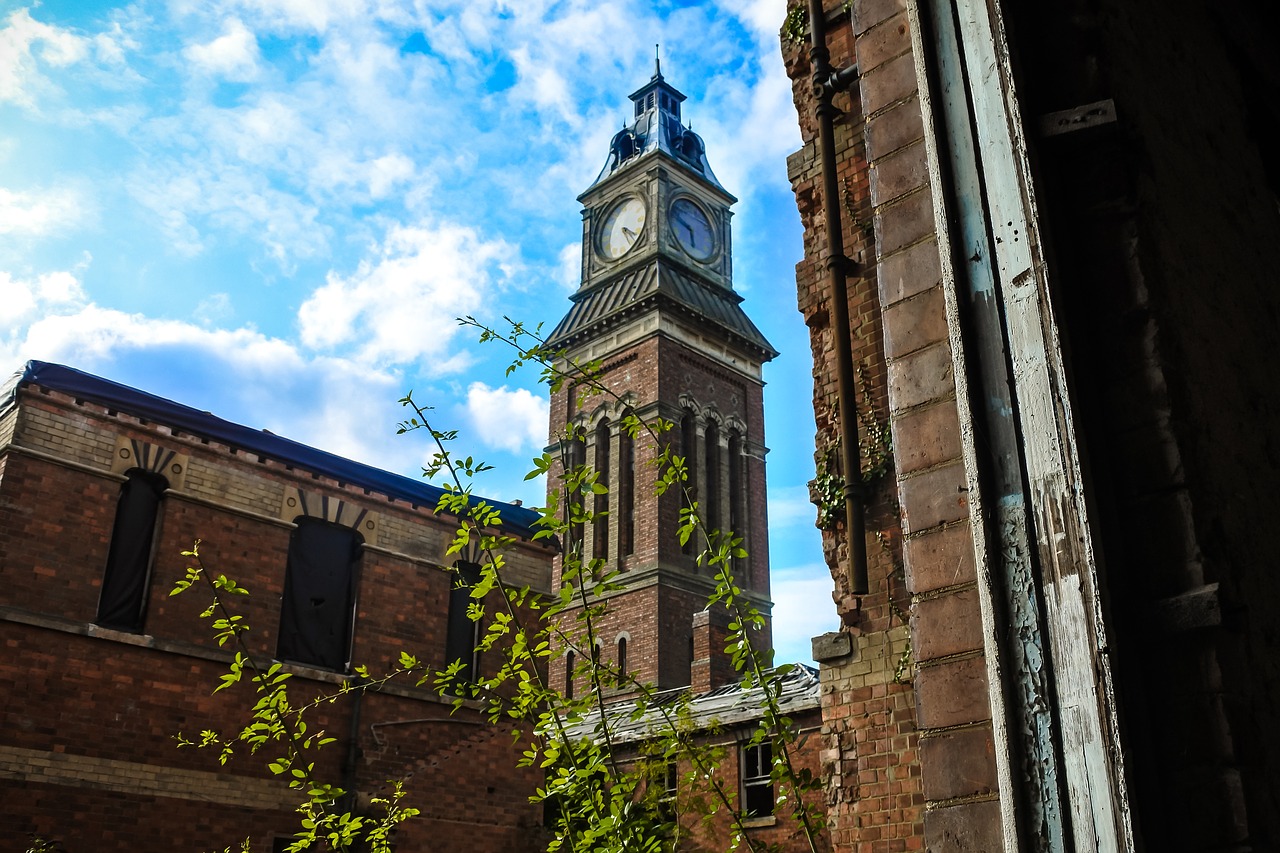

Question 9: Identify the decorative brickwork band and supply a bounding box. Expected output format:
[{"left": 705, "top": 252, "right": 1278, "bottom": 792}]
[
  {"left": 110, "top": 434, "right": 188, "bottom": 490},
  {"left": 281, "top": 486, "right": 379, "bottom": 538}
]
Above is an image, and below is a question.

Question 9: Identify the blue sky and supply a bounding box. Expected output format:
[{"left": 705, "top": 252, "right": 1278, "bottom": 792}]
[{"left": 0, "top": 0, "right": 837, "bottom": 666}]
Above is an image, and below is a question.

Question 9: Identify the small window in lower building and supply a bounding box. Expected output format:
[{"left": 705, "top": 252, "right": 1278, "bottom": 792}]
[
  {"left": 741, "top": 742, "right": 774, "bottom": 818},
  {"left": 653, "top": 758, "right": 679, "bottom": 823}
]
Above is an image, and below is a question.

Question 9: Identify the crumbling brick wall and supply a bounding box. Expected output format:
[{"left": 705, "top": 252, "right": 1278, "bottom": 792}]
[{"left": 785, "top": 0, "right": 1280, "bottom": 849}]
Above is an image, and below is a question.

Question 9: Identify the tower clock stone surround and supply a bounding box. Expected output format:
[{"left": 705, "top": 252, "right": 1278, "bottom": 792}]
[{"left": 547, "top": 63, "right": 778, "bottom": 693}]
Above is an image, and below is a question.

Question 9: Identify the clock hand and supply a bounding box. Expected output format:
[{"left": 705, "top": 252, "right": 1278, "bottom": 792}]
[{"left": 622, "top": 226, "right": 636, "bottom": 243}]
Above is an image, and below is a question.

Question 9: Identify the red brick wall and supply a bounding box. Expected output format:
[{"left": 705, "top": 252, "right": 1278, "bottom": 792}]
[
  {"left": 782, "top": 0, "right": 1003, "bottom": 848},
  {"left": 547, "top": 319, "right": 772, "bottom": 692},
  {"left": 0, "top": 386, "right": 551, "bottom": 852}
]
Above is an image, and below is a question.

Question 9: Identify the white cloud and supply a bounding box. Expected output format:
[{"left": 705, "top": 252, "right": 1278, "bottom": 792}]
[
  {"left": 0, "top": 269, "right": 88, "bottom": 341},
  {"left": 196, "top": 292, "right": 234, "bottom": 325},
  {"left": 0, "top": 8, "right": 138, "bottom": 112},
  {"left": 556, "top": 242, "right": 581, "bottom": 292},
  {"left": 0, "top": 283, "right": 422, "bottom": 477},
  {"left": 0, "top": 185, "right": 87, "bottom": 236},
  {"left": 713, "top": 0, "right": 787, "bottom": 39},
  {"left": 185, "top": 19, "right": 262, "bottom": 82},
  {"left": 0, "top": 9, "right": 88, "bottom": 107},
  {"left": 767, "top": 484, "right": 817, "bottom": 529},
  {"left": 298, "top": 219, "right": 515, "bottom": 368},
  {"left": 367, "top": 152, "right": 415, "bottom": 199},
  {"left": 212, "top": 0, "right": 399, "bottom": 36},
  {"left": 770, "top": 562, "right": 838, "bottom": 665},
  {"left": 127, "top": 157, "right": 325, "bottom": 263},
  {"left": 464, "top": 382, "right": 549, "bottom": 454}
]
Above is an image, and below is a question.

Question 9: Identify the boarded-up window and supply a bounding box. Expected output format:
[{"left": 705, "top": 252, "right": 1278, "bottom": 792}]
[
  {"left": 97, "top": 469, "right": 168, "bottom": 632},
  {"left": 446, "top": 560, "right": 482, "bottom": 684},
  {"left": 277, "top": 518, "right": 361, "bottom": 671}
]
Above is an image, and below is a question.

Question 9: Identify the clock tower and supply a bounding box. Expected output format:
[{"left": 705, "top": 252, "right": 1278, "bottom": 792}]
[{"left": 547, "top": 62, "right": 777, "bottom": 693}]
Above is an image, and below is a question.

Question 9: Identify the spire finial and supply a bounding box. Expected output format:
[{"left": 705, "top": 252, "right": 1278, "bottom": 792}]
[{"left": 654, "top": 44, "right": 661, "bottom": 79}]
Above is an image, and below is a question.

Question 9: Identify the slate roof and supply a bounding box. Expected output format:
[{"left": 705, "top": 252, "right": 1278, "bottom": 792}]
[
  {"left": 3, "top": 361, "right": 543, "bottom": 539},
  {"left": 564, "top": 664, "right": 821, "bottom": 745},
  {"left": 545, "top": 261, "right": 778, "bottom": 361}
]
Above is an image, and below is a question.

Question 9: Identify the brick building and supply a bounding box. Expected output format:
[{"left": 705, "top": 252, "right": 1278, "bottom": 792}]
[
  {"left": 1, "top": 66, "right": 830, "bottom": 852},
  {"left": 542, "top": 65, "right": 825, "bottom": 849},
  {"left": 782, "top": 0, "right": 1280, "bottom": 850},
  {"left": 0, "top": 361, "right": 554, "bottom": 852}
]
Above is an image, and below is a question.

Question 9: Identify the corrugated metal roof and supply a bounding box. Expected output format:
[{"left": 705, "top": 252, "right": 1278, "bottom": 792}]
[
  {"left": 546, "top": 262, "right": 778, "bottom": 361},
  {"left": 564, "top": 664, "right": 821, "bottom": 745}
]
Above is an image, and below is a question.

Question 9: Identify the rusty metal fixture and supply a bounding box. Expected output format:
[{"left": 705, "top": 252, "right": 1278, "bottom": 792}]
[{"left": 806, "top": 0, "right": 868, "bottom": 596}]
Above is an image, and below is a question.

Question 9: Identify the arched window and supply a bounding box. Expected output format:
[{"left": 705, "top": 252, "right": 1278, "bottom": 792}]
[
  {"left": 593, "top": 419, "right": 611, "bottom": 561},
  {"left": 680, "top": 408, "right": 697, "bottom": 555},
  {"left": 729, "top": 429, "right": 745, "bottom": 576},
  {"left": 277, "top": 518, "right": 362, "bottom": 671},
  {"left": 619, "top": 412, "right": 635, "bottom": 558},
  {"left": 705, "top": 420, "right": 721, "bottom": 534},
  {"left": 617, "top": 636, "right": 628, "bottom": 679},
  {"left": 728, "top": 429, "right": 743, "bottom": 536},
  {"left": 565, "top": 650, "right": 576, "bottom": 699},
  {"left": 97, "top": 469, "right": 168, "bottom": 632},
  {"left": 567, "top": 432, "right": 586, "bottom": 556}
]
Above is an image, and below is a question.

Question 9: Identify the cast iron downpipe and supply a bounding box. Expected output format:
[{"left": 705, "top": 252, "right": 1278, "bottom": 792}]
[{"left": 808, "top": 0, "right": 868, "bottom": 595}]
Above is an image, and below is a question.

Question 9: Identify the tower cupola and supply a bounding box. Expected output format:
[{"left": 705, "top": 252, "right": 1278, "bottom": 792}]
[{"left": 591, "top": 58, "right": 722, "bottom": 190}]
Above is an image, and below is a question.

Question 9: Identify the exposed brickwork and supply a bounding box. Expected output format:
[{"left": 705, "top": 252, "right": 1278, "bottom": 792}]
[
  {"left": 538, "top": 66, "right": 826, "bottom": 852},
  {"left": 681, "top": 725, "right": 830, "bottom": 853},
  {"left": 789, "top": 0, "right": 1280, "bottom": 848},
  {"left": 548, "top": 323, "right": 772, "bottom": 693},
  {"left": 784, "top": 1, "right": 996, "bottom": 848},
  {"left": 0, "top": 383, "right": 554, "bottom": 852}
]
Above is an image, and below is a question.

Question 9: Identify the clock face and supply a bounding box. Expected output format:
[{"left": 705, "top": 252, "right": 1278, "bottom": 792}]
[
  {"left": 599, "top": 197, "right": 647, "bottom": 260},
  {"left": 670, "top": 198, "right": 715, "bottom": 262}
]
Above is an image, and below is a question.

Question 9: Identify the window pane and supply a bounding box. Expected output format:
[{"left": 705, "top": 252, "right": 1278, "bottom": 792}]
[{"left": 742, "top": 743, "right": 774, "bottom": 817}]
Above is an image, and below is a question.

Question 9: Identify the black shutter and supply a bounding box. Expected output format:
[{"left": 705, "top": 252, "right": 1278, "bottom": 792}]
[
  {"left": 277, "top": 519, "right": 361, "bottom": 670},
  {"left": 97, "top": 470, "right": 167, "bottom": 631},
  {"left": 446, "top": 561, "right": 482, "bottom": 683}
]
